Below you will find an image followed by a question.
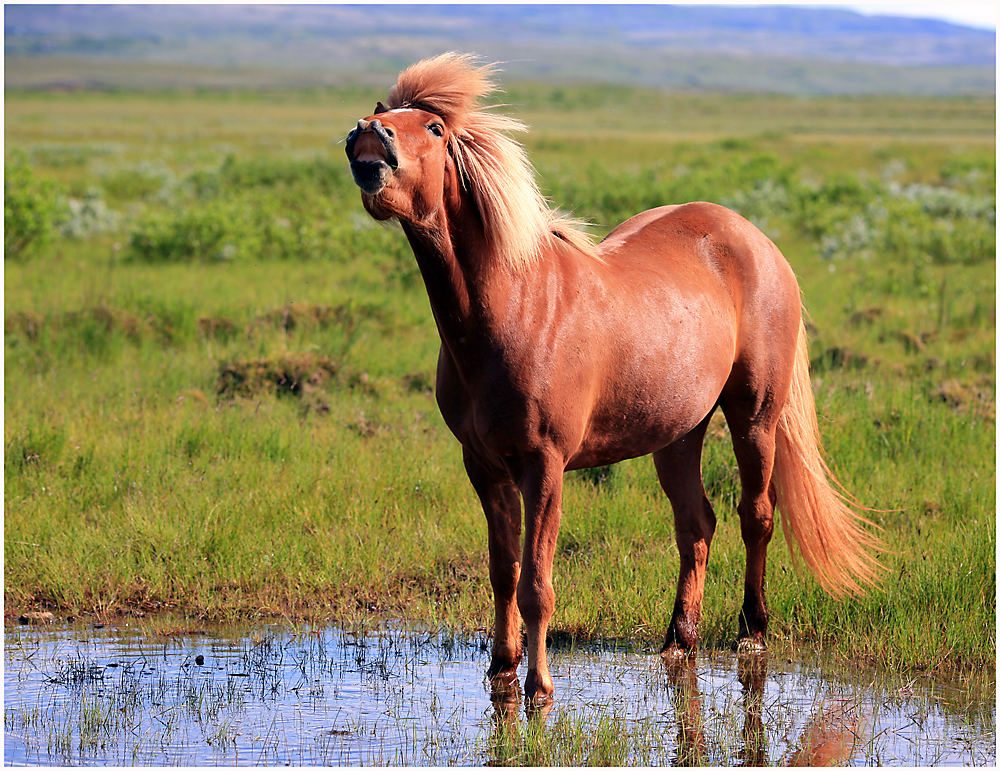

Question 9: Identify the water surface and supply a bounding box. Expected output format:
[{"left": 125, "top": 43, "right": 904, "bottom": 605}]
[{"left": 4, "top": 621, "right": 994, "bottom": 765}]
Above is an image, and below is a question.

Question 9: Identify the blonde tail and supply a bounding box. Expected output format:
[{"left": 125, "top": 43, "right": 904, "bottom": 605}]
[{"left": 772, "top": 320, "right": 884, "bottom": 596}]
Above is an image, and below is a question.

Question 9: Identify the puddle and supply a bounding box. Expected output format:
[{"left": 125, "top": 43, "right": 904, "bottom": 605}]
[{"left": 4, "top": 621, "right": 994, "bottom": 766}]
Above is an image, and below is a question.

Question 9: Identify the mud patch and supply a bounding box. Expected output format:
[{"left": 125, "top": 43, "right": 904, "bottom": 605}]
[
  {"left": 402, "top": 371, "right": 434, "bottom": 395},
  {"left": 809, "top": 345, "right": 870, "bottom": 372},
  {"left": 7, "top": 301, "right": 387, "bottom": 348},
  {"left": 5, "top": 305, "right": 180, "bottom": 346},
  {"left": 4, "top": 310, "right": 45, "bottom": 341},
  {"left": 197, "top": 316, "right": 239, "bottom": 340},
  {"left": 886, "top": 328, "right": 938, "bottom": 354},
  {"left": 254, "top": 301, "right": 386, "bottom": 332},
  {"left": 215, "top": 354, "right": 340, "bottom": 409},
  {"left": 848, "top": 306, "right": 884, "bottom": 326},
  {"left": 931, "top": 376, "right": 995, "bottom": 418}
]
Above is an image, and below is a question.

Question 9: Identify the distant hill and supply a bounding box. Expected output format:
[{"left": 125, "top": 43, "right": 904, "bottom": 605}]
[{"left": 5, "top": 4, "right": 996, "bottom": 94}]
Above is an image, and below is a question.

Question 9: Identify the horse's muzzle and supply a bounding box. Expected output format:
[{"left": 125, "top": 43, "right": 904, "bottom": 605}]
[
  {"left": 346, "top": 118, "right": 398, "bottom": 195},
  {"left": 349, "top": 159, "right": 393, "bottom": 196}
]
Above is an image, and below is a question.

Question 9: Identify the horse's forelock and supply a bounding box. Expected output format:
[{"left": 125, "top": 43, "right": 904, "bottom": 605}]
[
  {"left": 385, "top": 53, "right": 597, "bottom": 270},
  {"left": 386, "top": 52, "right": 497, "bottom": 128}
]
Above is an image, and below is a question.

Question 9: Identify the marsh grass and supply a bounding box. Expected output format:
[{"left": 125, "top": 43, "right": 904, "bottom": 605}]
[{"left": 4, "top": 86, "right": 995, "bottom": 675}]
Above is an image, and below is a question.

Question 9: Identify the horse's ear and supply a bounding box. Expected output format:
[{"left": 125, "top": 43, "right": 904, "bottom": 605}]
[{"left": 374, "top": 101, "right": 389, "bottom": 115}]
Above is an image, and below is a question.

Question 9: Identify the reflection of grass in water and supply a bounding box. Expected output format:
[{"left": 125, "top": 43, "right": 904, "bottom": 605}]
[
  {"left": 3, "top": 625, "right": 995, "bottom": 766},
  {"left": 486, "top": 709, "right": 640, "bottom": 765}
]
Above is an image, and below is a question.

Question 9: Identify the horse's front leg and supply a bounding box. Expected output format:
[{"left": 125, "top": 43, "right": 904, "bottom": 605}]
[
  {"left": 515, "top": 451, "right": 564, "bottom": 702},
  {"left": 464, "top": 449, "right": 523, "bottom": 685}
]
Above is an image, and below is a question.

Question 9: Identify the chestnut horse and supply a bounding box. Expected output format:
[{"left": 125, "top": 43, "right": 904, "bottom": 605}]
[{"left": 346, "top": 53, "right": 882, "bottom": 702}]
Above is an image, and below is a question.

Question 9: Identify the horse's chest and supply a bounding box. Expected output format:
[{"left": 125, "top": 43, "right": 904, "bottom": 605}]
[{"left": 434, "top": 348, "right": 579, "bottom": 457}]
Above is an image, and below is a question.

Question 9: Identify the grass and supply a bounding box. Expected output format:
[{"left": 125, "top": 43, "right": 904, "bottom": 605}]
[{"left": 3, "top": 84, "right": 995, "bottom": 677}]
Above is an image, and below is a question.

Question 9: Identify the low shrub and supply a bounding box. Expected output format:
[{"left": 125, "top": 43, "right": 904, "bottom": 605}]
[{"left": 4, "top": 152, "right": 64, "bottom": 260}]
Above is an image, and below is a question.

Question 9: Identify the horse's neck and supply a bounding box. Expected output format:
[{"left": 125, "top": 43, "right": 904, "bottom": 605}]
[{"left": 401, "top": 213, "right": 513, "bottom": 375}]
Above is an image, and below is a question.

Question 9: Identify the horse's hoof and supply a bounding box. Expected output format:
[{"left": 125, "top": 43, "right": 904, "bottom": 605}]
[
  {"left": 660, "top": 644, "right": 694, "bottom": 661},
  {"left": 735, "top": 636, "right": 767, "bottom": 655},
  {"left": 487, "top": 647, "right": 522, "bottom": 678},
  {"left": 488, "top": 668, "right": 520, "bottom": 701},
  {"left": 524, "top": 668, "right": 554, "bottom": 703},
  {"left": 487, "top": 659, "right": 520, "bottom": 679}
]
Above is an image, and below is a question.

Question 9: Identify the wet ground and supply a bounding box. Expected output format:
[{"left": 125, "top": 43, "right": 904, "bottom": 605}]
[{"left": 4, "top": 620, "right": 994, "bottom": 766}]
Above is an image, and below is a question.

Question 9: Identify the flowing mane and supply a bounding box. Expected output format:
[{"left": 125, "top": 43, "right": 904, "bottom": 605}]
[{"left": 386, "top": 52, "right": 597, "bottom": 271}]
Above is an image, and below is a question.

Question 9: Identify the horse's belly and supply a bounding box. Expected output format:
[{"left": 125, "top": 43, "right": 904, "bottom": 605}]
[
  {"left": 567, "top": 430, "right": 680, "bottom": 470},
  {"left": 568, "top": 387, "right": 719, "bottom": 469},
  {"left": 568, "top": 329, "right": 734, "bottom": 469}
]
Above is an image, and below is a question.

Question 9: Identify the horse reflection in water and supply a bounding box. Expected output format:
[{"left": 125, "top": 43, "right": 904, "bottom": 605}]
[
  {"left": 664, "top": 656, "right": 708, "bottom": 765},
  {"left": 485, "top": 654, "right": 868, "bottom": 766},
  {"left": 666, "top": 653, "right": 869, "bottom": 767},
  {"left": 736, "top": 652, "right": 768, "bottom": 766}
]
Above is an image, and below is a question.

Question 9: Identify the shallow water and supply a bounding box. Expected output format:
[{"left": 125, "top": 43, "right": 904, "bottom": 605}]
[{"left": 4, "top": 621, "right": 994, "bottom": 766}]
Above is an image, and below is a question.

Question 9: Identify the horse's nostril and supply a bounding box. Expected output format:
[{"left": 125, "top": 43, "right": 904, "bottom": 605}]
[{"left": 370, "top": 119, "right": 393, "bottom": 138}]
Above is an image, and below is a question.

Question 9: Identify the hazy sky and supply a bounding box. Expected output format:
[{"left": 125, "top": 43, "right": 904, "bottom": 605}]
[
  {"left": 841, "top": 1, "right": 996, "bottom": 29},
  {"left": 789, "top": 1, "right": 996, "bottom": 29},
  {"left": 685, "top": 0, "right": 996, "bottom": 29}
]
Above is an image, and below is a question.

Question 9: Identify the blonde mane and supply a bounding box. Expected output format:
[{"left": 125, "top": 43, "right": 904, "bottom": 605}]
[{"left": 386, "top": 52, "right": 597, "bottom": 270}]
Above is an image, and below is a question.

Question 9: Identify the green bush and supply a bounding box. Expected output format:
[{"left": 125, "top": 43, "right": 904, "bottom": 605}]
[
  {"left": 816, "top": 181, "right": 995, "bottom": 265},
  {"left": 101, "top": 161, "right": 176, "bottom": 202},
  {"left": 128, "top": 200, "right": 239, "bottom": 262},
  {"left": 4, "top": 152, "right": 64, "bottom": 260},
  {"left": 127, "top": 192, "right": 347, "bottom": 263},
  {"left": 126, "top": 155, "right": 355, "bottom": 263}
]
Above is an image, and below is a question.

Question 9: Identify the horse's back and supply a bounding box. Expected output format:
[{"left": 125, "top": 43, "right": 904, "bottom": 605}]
[
  {"left": 598, "top": 201, "right": 801, "bottom": 361},
  {"left": 600, "top": 202, "right": 793, "bottom": 286}
]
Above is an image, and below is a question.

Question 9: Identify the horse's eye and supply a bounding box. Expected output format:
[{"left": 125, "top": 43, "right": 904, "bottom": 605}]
[{"left": 428, "top": 123, "right": 444, "bottom": 137}]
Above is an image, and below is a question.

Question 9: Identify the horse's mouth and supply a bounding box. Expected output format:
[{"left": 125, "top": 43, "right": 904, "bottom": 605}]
[
  {"left": 346, "top": 118, "right": 399, "bottom": 196},
  {"left": 350, "top": 159, "right": 393, "bottom": 196}
]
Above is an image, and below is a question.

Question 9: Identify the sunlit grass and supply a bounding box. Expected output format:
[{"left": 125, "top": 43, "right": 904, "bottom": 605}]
[{"left": 4, "top": 86, "right": 994, "bottom": 674}]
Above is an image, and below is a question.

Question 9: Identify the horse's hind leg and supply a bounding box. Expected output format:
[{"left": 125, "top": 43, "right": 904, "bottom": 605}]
[
  {"left": 654, "top": 412, "right": 717, "bottom": 654},
  {"left": 720, "top": 370, "right": 785, "bottom": 651},
  {"left": 464, "top": 449, "right": 523, "bottom": 685}
]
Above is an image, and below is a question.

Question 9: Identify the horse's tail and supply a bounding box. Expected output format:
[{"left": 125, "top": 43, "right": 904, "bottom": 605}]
[{"left": 771, "top": 319, "right": 884, "bottom": 596}]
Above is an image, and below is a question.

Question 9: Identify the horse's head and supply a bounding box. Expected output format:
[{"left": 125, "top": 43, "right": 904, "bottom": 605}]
[
  {"left": 345, "top": 53, "right": 595, "bottom": 270},
  {"left": 346, "top": 101, "right": 453, "bottom": 221}
]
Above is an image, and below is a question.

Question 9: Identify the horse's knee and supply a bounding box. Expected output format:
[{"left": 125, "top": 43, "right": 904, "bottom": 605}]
[
  {"left": 676, "top": 498, "right": 717, "bottom": 553},
  {"left": 489, "top": 556, "right": 520, "bottom": 594},
  {"left": 516, "top": 574, "right": 554, "bottom": 625}
]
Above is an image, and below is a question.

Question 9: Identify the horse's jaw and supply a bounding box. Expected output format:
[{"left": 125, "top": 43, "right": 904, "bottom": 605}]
[{"left": 360, "top": 187, "right": 397, "bottom": 221}]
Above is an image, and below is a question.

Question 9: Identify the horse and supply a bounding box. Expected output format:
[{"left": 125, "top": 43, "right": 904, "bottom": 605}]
[{"left": 345, "top": 52, "right": 882, "bottom": 702}]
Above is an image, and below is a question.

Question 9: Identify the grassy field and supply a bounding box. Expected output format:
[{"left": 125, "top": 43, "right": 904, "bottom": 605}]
[{"left": 4, "top": 85, "right": 995, "bottom": 675}]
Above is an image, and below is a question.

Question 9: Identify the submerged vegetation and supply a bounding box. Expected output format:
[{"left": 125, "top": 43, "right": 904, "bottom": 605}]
[{"left": 4, "top": 86, "right": 995, "bottom": 675}]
